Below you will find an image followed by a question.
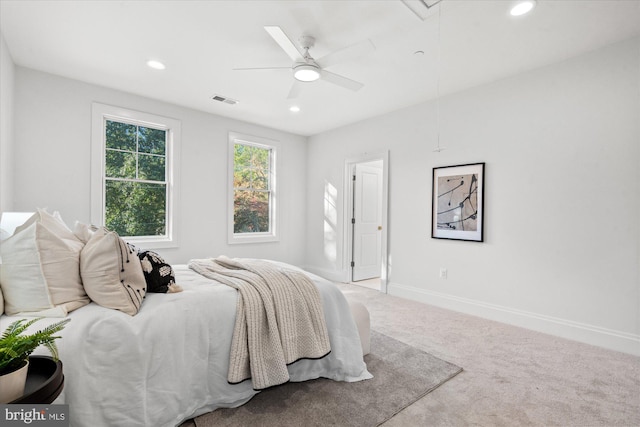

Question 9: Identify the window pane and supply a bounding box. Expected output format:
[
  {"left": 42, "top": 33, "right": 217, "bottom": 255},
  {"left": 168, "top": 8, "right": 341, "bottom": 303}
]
[
  {"left": 233, "top": 190, "right": 269, "bottom": 233},
  {"left": 251, "top": 147, "right": 270, "bottom": 170},
  {"left": 232, "top": 140, "right": 274, "bottom": 238},
  {"left": 105, "top": 181, "right": 166, "bottom": 236},
  {"left": 252, "top": 169, "right": 268, "bottom": 190},
  {"left": 234, "top": 144, "right": 246, "bottom": 159},
  {"left": 138, "top": 127, "right": 166, "bottom": 155},
  {"left": 233, "top": 168, "right": 251, "bottom": 188},
  {"left": 233, "top": 144, "right": 270, "bottom": 190},
  {"left": 138, "top": 154, "right": 165, "bottom": 181},
  {"left": 234, "top": 143, "right": 249, "bottom": 162},
  {"left": 105, "top": 149, "right": 136, "bottom": 179},
  {"left": 106, "top": 120, "right": 136, "bottom": 151}
]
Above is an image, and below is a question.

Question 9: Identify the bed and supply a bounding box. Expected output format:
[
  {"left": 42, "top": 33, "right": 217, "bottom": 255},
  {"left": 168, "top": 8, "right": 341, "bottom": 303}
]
[
  {"left": 0, "top": 211, "right": 372, "bottom": 426},
  {"left": 0, "top": 263, "right": 371, "bottom": 426}
]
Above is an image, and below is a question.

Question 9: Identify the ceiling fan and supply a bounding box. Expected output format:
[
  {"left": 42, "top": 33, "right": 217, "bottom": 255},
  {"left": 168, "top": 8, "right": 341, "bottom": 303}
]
[{"left": 234, "top": 26, "right": 375, "bottom": 99}]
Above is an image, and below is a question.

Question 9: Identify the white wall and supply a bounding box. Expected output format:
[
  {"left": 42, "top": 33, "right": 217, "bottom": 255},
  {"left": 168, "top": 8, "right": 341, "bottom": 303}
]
[
  {"left": 0, "top": 30, "right": 15, "bottom": 213},
  {"left": 5, "top": 34, "right": 639, "bottom": 354},
  {"left": 12, "top": 67, "right": 308, "bottom": 266},
  {"left": 305, "top": 36, "right": 640, "bottom": 355}
]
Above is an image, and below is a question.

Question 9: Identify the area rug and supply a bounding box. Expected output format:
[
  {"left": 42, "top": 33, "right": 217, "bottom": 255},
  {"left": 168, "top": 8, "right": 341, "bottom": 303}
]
[{"left": 194, "top": 331, "right": 463, "bottom": 427}]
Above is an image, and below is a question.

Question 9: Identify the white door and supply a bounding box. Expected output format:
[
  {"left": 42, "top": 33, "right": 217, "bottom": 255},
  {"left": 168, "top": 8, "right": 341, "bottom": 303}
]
[{"left": 352, "top": 162, "right": 383, "bottom": 281}]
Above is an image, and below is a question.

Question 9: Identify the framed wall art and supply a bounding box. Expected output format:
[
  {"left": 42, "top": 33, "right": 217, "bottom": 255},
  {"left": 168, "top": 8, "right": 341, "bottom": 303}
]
[{"left": 432, "top": 162, "right": 485, "bottom": 242}]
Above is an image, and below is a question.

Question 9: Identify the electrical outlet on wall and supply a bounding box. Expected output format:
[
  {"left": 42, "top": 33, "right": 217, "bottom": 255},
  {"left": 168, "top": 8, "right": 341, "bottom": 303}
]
[{"left": 439, "top": 268, "right": 447, "bottom": 279}]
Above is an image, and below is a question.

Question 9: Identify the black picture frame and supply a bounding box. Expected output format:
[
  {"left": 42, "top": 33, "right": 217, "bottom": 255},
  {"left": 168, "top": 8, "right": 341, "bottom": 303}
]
[{"left": 432, "top": 162, "right": 485, "bottom": 242}]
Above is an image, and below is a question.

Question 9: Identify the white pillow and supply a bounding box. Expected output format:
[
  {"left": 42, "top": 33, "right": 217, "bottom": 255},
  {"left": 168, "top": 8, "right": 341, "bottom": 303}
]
[
  {"left": 73, "top": 221, "right": 95, "bottom": 244},
  {"left": 0, "top": 209, "right": 89, "bottom": 317},
  {"left": 79, "top": 226, "right": 147, "bottom": 316}
]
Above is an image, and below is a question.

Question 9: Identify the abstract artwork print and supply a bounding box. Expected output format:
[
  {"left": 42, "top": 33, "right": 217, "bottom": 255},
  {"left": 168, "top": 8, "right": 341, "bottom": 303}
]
[{"left": 432, "top": 163, "right": 484, "bottom": 242}]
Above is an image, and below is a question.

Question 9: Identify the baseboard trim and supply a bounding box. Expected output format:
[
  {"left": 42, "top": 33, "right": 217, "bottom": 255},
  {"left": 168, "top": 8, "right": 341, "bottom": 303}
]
[
  {"left": 302, "top": 266, "right": 349, "bottom": 283},
  {"left": 388, "top": 282, "right": 640, "bottom": 356}
]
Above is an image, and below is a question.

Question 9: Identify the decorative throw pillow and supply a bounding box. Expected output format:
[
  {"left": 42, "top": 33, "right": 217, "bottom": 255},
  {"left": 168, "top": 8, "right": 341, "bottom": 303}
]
[
  {"left": 0, "top": 209, "right": 89, "bottom": 317},
  {"left": 137, "top": 250, "right": 183, "bottom": 294},
  {"left": 79, "top": 226, "right": 147, "bottom": 316},
  {"left": 73, "top": 221, "right": 96, "bottom": 244}
]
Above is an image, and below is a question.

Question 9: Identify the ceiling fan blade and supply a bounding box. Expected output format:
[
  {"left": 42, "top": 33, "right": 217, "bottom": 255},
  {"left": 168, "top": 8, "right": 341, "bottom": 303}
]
[
  {"left": 316, "top": 39, "right": 375, "bottom": 69},
  {"left": 264, "top": 26, "right": 304, "bottom": 61},
  {"left": 287, "top": 80, "right": 304, "bottom": 99},
  {"left": 320, "top": 70, "right": 364, "bottom": 92},
  {"left": 233, "top": 66, "right": 291, "bottom": 71}
]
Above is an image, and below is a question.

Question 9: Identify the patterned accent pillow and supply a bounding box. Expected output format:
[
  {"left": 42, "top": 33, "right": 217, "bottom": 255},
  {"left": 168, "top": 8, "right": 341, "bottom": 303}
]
[
  {"left": 138, "top": 250, "right": 183, "bottom": 294},
  {"left": 79, "top": 226, "right": 147, "bottom": 316}
]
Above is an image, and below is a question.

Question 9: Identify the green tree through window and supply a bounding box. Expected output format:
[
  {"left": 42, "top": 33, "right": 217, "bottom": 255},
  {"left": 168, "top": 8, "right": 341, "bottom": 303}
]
[
  {"left": 233, "top": 143, "right": 272, "bottom": 233},
  {"left": 104, "top": 120, "right": 167, "bottom": 237}
]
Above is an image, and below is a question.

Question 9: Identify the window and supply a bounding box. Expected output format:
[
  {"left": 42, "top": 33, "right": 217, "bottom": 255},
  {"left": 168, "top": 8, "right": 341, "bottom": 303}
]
[
  {"left": 228, "top": 132, "right": 278, "bottom": 244},
  {"left": 91, "top": 103, "right": 180, "bottom": 248}
]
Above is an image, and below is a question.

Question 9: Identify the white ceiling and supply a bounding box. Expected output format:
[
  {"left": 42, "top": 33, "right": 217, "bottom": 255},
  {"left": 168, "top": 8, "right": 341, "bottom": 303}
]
[{"left": 1, "top": 0, "right": 639, "bottom": 136}]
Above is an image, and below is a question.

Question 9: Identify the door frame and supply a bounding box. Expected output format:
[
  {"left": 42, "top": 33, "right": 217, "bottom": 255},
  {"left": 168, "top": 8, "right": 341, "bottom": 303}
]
[{"left": 343, "top": 150, "right": 389, "bottom": 293}]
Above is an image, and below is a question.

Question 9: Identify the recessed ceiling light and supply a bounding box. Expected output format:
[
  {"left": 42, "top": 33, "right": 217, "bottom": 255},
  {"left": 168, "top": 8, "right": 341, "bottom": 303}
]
[
  {"left": 510, "top": 0, "right": 536, "bottom": 16},
  {"left": 289, "top": 106, "right": 301, "bottom": 113},
  {"left": 146, "top": 60, "right": 166, "bottom": 70}
]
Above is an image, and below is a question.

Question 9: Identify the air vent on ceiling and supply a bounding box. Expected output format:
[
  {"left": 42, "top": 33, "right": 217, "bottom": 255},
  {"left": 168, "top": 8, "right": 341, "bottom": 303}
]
[{"left": 211, "top": 94, "right": 239, "bottom": 105}]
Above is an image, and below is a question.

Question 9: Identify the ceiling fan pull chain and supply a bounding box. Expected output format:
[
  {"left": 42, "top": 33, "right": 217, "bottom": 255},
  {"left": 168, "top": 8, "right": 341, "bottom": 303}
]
[{"left": 434, "top": 2, "right": 445, "bottom": 153}]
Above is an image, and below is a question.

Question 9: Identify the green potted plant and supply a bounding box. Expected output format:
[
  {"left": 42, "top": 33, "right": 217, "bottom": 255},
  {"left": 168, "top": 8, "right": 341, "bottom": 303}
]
[{"left": 0, "top": 317, "right": 70, "bottom": 403}]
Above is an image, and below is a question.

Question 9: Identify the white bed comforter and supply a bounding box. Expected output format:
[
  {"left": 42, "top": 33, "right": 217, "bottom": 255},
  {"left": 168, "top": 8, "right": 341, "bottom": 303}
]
[{"left": 0, "top": 262, "right": 371, "bottom": 427}]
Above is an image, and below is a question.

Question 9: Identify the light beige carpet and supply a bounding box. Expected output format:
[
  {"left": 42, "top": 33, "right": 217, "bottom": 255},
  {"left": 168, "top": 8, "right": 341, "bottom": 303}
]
[
  {"left": 193, "top": 331, "right": 462, "bottom": 427},
  {"left": 340, "top": 283, "right": 640, "bottom": 426}
]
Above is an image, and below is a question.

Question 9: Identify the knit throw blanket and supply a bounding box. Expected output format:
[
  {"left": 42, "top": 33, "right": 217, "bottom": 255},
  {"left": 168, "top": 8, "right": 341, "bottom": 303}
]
[{"left": 188, "top": 257, "right": 331, "bottom": 390}]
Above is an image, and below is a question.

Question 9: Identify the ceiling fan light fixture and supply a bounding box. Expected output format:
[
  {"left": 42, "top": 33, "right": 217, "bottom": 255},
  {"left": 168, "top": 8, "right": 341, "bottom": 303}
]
[
  {"left": 510, "top": 0, "right": 536, "bottom": 16},
  {"left": 293, "top": 64, "right": 320, "bottom": 82}
]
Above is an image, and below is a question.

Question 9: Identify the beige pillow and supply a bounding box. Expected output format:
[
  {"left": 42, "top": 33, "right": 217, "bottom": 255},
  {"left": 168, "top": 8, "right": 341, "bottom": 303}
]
[
  {"left": 0, "top": 209, "right": 89, "bottom": 317},
  {"left": 80, "top": 226, "right": 147, "bottom": 316}
]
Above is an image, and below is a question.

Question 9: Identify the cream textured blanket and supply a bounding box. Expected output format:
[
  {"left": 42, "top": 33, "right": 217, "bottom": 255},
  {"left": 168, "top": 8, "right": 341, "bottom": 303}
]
[{"left": 188, "top": 257, "right": 331, "bottom": 390}]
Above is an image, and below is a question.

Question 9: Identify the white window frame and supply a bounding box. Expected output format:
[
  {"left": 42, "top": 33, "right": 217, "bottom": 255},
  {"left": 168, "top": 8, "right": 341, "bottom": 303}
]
[
  {"left": 91, "top": 103, "right": 180, "bottom": 248},
  {"left": 228, "top": 132, "right": 279, "bottom": 244}
]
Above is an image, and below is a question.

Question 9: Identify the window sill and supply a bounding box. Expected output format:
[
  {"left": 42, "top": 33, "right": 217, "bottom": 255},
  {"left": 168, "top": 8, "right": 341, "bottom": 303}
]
[
  {"left": 228, "top": 233, "right": 279, "bottom": 245},
  {"left": 123, "top": 236, "right": 178, "bottom": 249}
]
